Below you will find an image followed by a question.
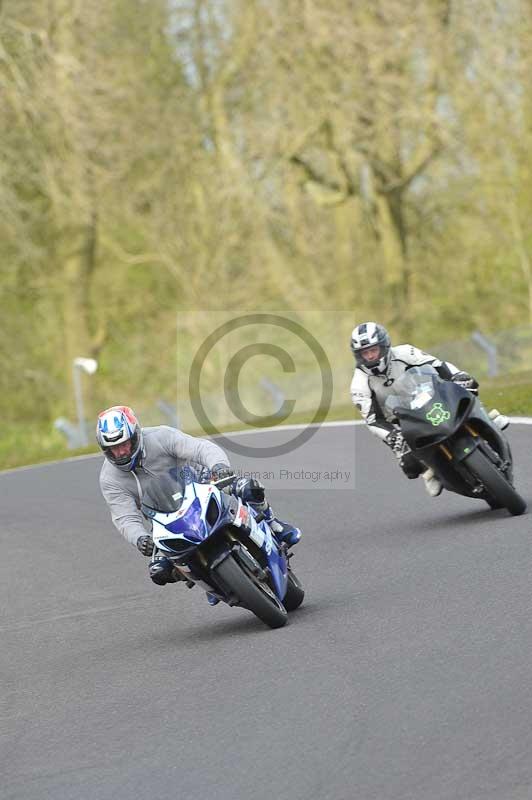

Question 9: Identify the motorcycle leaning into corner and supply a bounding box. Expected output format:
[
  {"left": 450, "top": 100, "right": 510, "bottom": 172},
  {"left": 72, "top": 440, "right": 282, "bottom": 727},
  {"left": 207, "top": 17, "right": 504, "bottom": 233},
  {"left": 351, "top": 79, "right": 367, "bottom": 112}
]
[
  {"left": 384, "top": 366, "right": 527, "bottom": 516},
  {"left": 140, "top": 467, "right": 305, "bottom": 629}
]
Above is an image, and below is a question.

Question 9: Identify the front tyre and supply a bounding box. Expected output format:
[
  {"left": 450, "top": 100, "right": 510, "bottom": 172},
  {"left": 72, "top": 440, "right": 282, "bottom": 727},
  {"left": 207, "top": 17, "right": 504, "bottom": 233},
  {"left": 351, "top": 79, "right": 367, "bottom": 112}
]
[
  {"left": 213, "top": 554, "right": 288, "bottom": 629},
  {"left": 464, "top": 447, "right": 527, "bottom": 516}
]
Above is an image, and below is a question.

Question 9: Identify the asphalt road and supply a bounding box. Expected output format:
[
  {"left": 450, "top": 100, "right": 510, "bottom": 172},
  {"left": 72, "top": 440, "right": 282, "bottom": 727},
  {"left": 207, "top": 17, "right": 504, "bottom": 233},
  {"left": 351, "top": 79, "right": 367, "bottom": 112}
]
[{"left": 2, "top": 423, "right": 532, "bottom": 800}]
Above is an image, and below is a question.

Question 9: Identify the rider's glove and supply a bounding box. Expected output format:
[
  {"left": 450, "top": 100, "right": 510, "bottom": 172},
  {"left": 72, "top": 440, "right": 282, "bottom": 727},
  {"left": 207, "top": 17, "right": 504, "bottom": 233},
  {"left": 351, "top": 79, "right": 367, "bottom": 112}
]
[
  {"left": 210, "top": 463, "right": 235, "bottom": 482},
  {"left": 451, "top": 371, "right": 479, "bottom": 395},
  {"left": 137, "top": 534, "right": 154, "bottom": 557},
  {"left": 385, "top": 429, "right": 410, "bottom": 460}
]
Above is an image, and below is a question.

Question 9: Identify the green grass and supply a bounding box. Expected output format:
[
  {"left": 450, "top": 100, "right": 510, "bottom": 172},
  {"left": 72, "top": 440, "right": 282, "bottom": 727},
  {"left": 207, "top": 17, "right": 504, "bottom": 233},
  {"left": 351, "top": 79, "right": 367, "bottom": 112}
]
[
  {"left": 480, "top": 372, "right": 532, "bottom": 416},
  {"left": 2, "top": 374, "right": 532, "bottom": 472},
  {"left": 0, "top": 424, "right": 97, "bottom": 472}
]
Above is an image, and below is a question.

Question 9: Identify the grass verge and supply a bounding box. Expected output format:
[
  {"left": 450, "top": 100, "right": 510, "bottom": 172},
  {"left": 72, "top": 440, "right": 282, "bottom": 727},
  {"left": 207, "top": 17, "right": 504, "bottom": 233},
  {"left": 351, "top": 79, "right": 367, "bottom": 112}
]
[{"left": 0, "top": 425, "right": 97, "bottom": 472}]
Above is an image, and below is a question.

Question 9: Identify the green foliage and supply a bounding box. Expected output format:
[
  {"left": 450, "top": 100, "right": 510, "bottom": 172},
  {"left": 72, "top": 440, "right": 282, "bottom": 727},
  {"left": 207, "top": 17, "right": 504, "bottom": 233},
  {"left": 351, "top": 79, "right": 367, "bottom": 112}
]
[
  {"left": 3, "top": 0, "right": 532, "bottom": 465},
  {"left": 481, "top": 376, "right": 532, "bottom": 417},
  {"left": 0, "top": 423, "right": 97, "bottom": 472}
]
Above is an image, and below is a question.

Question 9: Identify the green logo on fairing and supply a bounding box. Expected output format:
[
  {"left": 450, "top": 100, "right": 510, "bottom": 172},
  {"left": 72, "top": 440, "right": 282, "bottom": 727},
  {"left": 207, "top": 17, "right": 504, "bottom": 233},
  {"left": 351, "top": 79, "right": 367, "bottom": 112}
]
[{"left": 426, "top": 403, "right": 451, "bottom": 426}]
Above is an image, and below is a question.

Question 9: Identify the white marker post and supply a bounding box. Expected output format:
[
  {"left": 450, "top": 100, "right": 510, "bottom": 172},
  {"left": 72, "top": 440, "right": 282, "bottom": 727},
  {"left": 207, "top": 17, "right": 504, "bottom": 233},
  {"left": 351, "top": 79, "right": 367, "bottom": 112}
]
[{"left": 73, "top": 357, "right": 98, "bottom": 447}]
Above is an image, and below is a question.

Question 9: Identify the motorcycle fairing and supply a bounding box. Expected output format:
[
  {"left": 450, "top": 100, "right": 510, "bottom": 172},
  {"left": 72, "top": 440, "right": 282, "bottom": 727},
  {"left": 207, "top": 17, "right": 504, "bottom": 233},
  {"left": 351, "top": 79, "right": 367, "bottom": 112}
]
[
  {"left": 152, "top": 483, "right": 214, "bottom": 553},
  {"left": 396, "top": 380, "right": 475, "bottom": 450},
  {"left": 230, "top": 498, "right": 288, "bottom": 599},
  {"left": 164, "top": 497, "right": 205, "bottom": 540},
  {"left": 150, "top": 479, "right": 289, "bottom": 602}
]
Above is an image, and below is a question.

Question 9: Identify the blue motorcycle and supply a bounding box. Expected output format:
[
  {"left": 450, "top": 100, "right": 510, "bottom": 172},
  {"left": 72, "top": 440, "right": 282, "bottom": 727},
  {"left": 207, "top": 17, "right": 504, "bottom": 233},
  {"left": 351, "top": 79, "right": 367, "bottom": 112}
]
[{"left": 141, "top": 468, "right": 304, "bottom": 629}]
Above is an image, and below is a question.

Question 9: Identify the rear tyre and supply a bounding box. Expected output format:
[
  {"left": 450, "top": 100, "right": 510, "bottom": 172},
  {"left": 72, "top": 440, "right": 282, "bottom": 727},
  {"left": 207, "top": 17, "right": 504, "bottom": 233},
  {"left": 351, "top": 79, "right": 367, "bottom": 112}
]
[
  {"left": 213, "top": 554, "right": 288, "bottom": 629},
  {"left": 465, "top": 447, "right": 527, "bottom": 516},
  {"left": 283, "top": 570, "right": 305, "bottom": 612},
  {"left": 485, "top": 497, "right": 504, "bottom": 511}
]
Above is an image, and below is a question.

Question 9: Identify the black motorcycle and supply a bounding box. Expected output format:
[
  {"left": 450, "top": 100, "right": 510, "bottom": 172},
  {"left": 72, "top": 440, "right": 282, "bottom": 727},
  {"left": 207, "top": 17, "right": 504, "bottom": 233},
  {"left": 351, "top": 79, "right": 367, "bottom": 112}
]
[{"left": 384, "top": 366, "right": 526, "bottom": 515}]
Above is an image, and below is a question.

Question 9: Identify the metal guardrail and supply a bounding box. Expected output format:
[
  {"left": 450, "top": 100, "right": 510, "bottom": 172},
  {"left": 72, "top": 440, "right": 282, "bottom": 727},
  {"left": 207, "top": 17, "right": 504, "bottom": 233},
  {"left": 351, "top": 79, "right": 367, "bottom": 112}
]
[
  {"left": 437, "top": 325, "right": 532, "bottom": 379},
  {"left": 54, "top": 326, "right": 532, "bottom": 447},
  {"left": 471, "top": 331, "right": 499, "bottom": 377}
]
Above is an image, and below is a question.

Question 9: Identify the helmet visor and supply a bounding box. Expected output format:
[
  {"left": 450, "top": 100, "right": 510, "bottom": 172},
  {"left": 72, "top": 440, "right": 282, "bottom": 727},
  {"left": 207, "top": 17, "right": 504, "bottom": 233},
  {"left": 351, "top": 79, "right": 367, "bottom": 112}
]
[
  {"left": 109, "top": 439, "right": 133, "bottom": 464},
  {"left": 359, "top": 344, "right": 385, "bottom": 368},
  {"left": 106, "top": 431, "right": 139, "bottom": 466}
]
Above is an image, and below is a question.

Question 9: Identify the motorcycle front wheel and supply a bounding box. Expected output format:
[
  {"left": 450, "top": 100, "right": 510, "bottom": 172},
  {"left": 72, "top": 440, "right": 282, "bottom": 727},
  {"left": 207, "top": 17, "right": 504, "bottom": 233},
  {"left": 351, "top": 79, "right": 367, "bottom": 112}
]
[
  {"left": 213, "top": 554, "right": 288, "bottom": 629},
  {"left": 464, "top": 447, "right": 527, "bottom": 516}
]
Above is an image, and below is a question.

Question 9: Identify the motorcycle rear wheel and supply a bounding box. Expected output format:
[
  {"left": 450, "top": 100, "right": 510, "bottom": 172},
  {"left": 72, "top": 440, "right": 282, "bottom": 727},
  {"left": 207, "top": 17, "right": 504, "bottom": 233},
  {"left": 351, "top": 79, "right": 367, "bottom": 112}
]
[
  {"left": 213, "top": 554, "right": 288, "bottom": 629},
  {"left": 283, "top": 569, "right": 305, "bottom": 612},
  {"left": 464, "top": 447, "right": 527, "bottom": 516}
]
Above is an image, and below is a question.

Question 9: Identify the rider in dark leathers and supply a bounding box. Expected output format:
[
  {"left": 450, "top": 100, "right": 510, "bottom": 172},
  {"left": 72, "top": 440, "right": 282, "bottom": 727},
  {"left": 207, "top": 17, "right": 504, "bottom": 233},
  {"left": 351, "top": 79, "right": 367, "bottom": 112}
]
[{"left": 350, "top": 322, "right": 509, "bottom": 497}]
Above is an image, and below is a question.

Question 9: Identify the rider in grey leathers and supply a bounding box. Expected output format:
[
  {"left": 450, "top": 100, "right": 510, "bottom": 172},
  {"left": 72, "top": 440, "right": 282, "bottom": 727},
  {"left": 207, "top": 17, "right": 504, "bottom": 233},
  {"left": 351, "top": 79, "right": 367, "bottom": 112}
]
[{"left": 96, "top": 406, "right": 300, "bottom": 598}]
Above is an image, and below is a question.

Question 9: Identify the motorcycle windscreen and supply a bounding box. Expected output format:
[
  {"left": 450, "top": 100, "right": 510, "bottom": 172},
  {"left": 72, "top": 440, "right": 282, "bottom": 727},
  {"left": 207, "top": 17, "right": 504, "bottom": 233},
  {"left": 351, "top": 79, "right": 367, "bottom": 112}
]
[
  {"left": 386, "top": 366, "right": 474, "bottom": 448},
  {"left": 141, "top": 474, "right": 186, "bottom": 517},
  {"left": 384, "top": 365, "right": 438, "bottom": 416}
]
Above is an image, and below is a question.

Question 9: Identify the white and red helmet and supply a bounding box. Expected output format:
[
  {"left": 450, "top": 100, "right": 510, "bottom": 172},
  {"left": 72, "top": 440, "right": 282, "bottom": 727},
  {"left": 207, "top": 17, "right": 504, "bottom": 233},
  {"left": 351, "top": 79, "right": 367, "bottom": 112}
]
[
  {"left": 350, "top": 322, "right": 392, "bottom": 376},
  {"left": 96, "top": 406, "right": 143, "bottom": 471}
]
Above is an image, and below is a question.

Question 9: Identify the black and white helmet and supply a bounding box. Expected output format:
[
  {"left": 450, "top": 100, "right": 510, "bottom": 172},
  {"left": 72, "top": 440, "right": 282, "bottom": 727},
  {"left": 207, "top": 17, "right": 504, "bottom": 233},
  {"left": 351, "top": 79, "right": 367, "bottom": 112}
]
[{"left": 350, "top": 322, "right": 392, "bottom": 376}]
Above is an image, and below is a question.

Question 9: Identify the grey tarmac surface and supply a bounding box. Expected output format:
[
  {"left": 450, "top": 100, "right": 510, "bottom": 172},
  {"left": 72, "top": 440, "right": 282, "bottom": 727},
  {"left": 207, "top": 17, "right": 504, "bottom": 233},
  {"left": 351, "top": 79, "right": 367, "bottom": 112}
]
[{"left": 1, "top": 423, "right": 532, "bottom": 800}]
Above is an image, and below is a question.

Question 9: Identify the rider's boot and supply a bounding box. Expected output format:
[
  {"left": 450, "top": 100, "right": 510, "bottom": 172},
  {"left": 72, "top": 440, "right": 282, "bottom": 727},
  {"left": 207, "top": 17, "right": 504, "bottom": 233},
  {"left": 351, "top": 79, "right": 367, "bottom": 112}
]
[
  {"left": 234, "top": 478, "right": 301, "bottom": 548},
  {"left": 206, "top": 592, "right": 220, "bottom": 606},
  {"left": 488, "top": 408, "right": 510, "bottom": 431},
  {"left": 422, "top": 468, "right": 443, "bottom": 497},
  {"left": 261, "top": 503, "right": 302, "bottom": 548}
]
